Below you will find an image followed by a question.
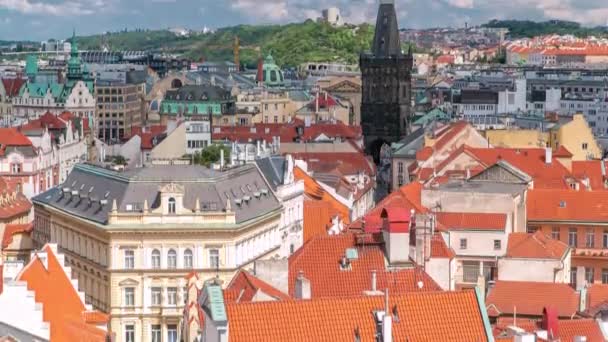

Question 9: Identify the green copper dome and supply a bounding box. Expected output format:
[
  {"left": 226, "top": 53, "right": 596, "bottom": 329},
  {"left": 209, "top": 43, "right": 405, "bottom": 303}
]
[{"left": 261, "top": 53, "right": 284, "bottom": 88}]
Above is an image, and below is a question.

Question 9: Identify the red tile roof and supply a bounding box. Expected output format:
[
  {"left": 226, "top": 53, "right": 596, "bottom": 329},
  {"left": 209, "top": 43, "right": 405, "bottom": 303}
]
[
  {"left": 58, "top": 111, "right": 90, "bottom": 132},
  {"left": 572, "top": 160, "right": 608, "bottom": 190},
  {"left": 288, "top": 233, "right": 441, "bottom": 299},
  {"left": 495, "top": 317, "right": 605, "bottom": 342},
  {"left": 416, "top": 146, "right": 433, "bottom": 161},
  {"left": 350, "top": 182, "right": 427, "bottom": 233},
  {"left": 435, "top": 212, "right": 507, "bottom": 231},
  {"left": 0, "top": 177, "right": 32, "bottom": 220},
  {"left": 212, "top": 119, "right": 361, "bottom": 144},
  {"left": 554, "top": 145, "right": 573, "bottom": 158},
  {"left": 125, "top": 125, "right": 167, "bottom": 150},
  {"left": 0, "top": 128, "right": 33, "bottom": 156},
  {"left": 587, "top": 284, "right": 608, "bottom": 309},
  {"left": 1, "top": 78, "right": 26, "bottom": 97},
  {"left": 527, "top": 189, "right": 608, "bottom": 222},
  {"left": 430, "top": 233, "right": 455, "bottom": 259},
  {"left": 505, "top": 231, "right": 569, "bottom": 259},
  {"left": 2, "top": 223, "right": 33, "bottom": 249},
  {"left": 302, "top": 200, "right": 339, "bottom": 242},
  {"left": 225, "top": 290, "right": 490, "bottom": 342},
  {"left": 290, "top": 152, "right": 375, "bottom": 176},
  {"left": 225, "top": 270, "right": 290, "bottom": 303},
  {"left": 486, "top": 281, "right": 579, "bottom": 317},
  {"left": 294, "top": 166, "right": 350, "bottom": 224},
  {"left": 17, "top": 244, "right": 109, "bottom": 341},
  {"left": 307, "top": 94, "right": 338, "bottom": 110}
]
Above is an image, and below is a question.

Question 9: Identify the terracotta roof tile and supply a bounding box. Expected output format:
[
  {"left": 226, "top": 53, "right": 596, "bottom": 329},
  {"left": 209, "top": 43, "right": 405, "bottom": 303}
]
[
  {"left": 17, "top": 244, "right": 108, "bottom": 341},
  {"left": 430, "top": 233, "right": 455, "bottom": 259},
  {"left": 294, "top": 166, "right": 350, "bottom": 224},
  {"left": 0, "top": 177, "right": 32, "bottom": 220},
  {"left": 527, "top": 189, "right": 608, "bottom": 222},
  {"left": 288, "top": 233, "right": 441, "bottom": 299},
  {"left": 225, "top": 290, "right": 490, "bottom": 342},
  {"left": 416, "top": 146, "right": 433, "bottom": 161},
  {"left": 435, "top": 212, "right": 507, "bottom": 231},
  {"left": 303, "top": 200, "right": 339, "bottom": 242},
  {"left": 486, "top": 281, "right": 579, "bottom": 317},
  {"left": 1, "top": 78, "right": 26, "bottom": 97},
  {"left": 290, "top": 152, "right": 375, "bottom": 176},
  {"left": 2, "top": 223, "right": 33, "bottom": 249},
  {"left": 572, "top": 160, "right": 608, "bottom": 190},
  {"left": 554, "top": 146, "right": 573, "bottom": 158},
  {"left": 0, "top": 128, "right": 33, "bottom": 156},
  {"left": 587, "top": 284, "right": 608, "bottom": 309},
  {"left": 495, "top": 317, "right": 604, "bottom": 342},
  {"left": 225, "top": 270, "right": 290, "bottom": 303},
  {"left": 505, "top": 231, "right": 569, "bottom": 259}
]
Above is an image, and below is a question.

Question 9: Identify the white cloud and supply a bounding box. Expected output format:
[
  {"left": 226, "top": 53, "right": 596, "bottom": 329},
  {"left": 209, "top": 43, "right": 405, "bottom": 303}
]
[
  {"left": 444, "top": 0, "right": 474, "bottom": 9},
  {"left": 230, "top": 0, "right": 289, "bottom": 21},
  {"left": 0, "top": 0, "right": 107, "bottom": 16}
]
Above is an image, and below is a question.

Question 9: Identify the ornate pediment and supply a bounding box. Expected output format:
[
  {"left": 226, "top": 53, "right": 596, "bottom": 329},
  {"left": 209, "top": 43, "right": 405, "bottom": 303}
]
[
  {"left": 159, "top": 182, "right": 185, "bottom": 194},
  {"left": 326, "top": 80, "right": 361, "bottom": 93},
  {"left": 118, "top": 278, "right": 140, "bottom": 286}
]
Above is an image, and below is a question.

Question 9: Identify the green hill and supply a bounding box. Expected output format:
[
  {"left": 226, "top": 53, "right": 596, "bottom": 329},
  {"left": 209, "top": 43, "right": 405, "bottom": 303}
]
[
  {"left": 76, "top": 21, "right": 375, "bottom": 68},
  {"left": 482, "top": 19, "right": 608, "bottom": 38}
]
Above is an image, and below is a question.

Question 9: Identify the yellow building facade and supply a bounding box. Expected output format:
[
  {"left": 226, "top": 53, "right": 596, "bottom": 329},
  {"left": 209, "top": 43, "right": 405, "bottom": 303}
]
[{"left": 32, "top": 163, "right": 284, "bottom": 342}]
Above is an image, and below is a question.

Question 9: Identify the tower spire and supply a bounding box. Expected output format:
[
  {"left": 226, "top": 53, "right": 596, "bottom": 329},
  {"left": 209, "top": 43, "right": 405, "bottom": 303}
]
[{"left": 372, "top": 0, "right": 402, "bottom": 57}]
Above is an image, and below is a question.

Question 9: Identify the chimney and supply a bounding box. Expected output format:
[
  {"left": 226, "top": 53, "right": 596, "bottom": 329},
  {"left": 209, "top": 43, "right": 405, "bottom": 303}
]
[
  {"left": 576, "top": 266, "right": 586, "bottom": 291},
  {"left": 371, "top": 270, "right": 377, "bottom": 292},
  {"left": 295, "top": 271, "right": 311, "bottom": 300},
  {"left": 545, "top": 147, "right": 552, "bottom": 164},
  {"left": 382, "top": 290, "right": 393, "bottom": 342},
  {"left": 541, "top": 307, "right": 559, "bottom": 339},
  {"left": 256, "top": 140, "right": 261, "bottom": 157},
  {"left": 514, "top": 333, "right": 536, "bottom": 342},
  {"left": 574, "top": 337, "right": 588, "bottom": 342}
]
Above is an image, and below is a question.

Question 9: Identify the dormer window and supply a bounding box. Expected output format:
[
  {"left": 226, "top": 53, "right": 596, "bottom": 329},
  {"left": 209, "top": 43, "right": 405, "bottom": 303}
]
[{"left": 168, "top": 197, "right": 176, "bottom": 214}]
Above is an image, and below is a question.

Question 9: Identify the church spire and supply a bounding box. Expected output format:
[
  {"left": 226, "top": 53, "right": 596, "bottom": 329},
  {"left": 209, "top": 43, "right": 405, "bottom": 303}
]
[{"left": 372, "top": 0, "right": 402, "bottom": 57}]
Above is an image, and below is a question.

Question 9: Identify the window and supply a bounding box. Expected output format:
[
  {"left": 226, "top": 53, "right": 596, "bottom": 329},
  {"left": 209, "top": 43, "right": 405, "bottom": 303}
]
[
  {"left": 168, "top": 197, "right": 176, "bottom": 214},
  {"left": 552, "top": 227, "right": 560, "bottom": 241},
  {"left": 124, "top": 287, "right": 134, "bottom": 306},
  {"left": 151, "top": 287, "right": 161, "bottom": 306},
  {"left": 168, "top": 325, "right": 178, "bottom": 342},
  {"left": 184, "top": 249, "right": 193, "bottom": 268},
  {"left": 124, "top": 249, "right": 134, "bottom": 269},
  {"left": 603, "top": 269, "right": 608, "bottom": 284},
  {"left": 151, "top": 249, "right": 161, "bottom": 269},
  {"left": 527, "top": 226, "right": 539, "bottom": 234},
  {"left": 167, "top": 249, "right": 177, "bottom": 269},
  {"left": 125, "top": 324, "right": 135, "bottom": 342},
  {"left": 603, "top": 230, "right": 608, "bottom": 248},
  {"left": 493, "top": 240, "right": 501, "bottom": 250},
  {"left": 167, "top": 287, "right": 177, "bottom": 305},
  {"left": 582, "top": 143, "right": 589, "bottom": 150},
  {"left": 11, "top": 163, "right": 21, "bottom": 174},
  {"left": 586, "top": 228, "right": 595, "bottom": 248},
  {"left": 459, "top": 238, "right": 467, "bottom": 250},
  {"left": 150, "top": 324, "right": 161, "bottom": 342},
  {"left": 209, "top": 249, "right": 219, "bottom": 268},
  {"left": 586, "top": 267, "right": 595, "bottom": 284},
  {"left": 568, "top": 228, "right": 578, "bottom": 247},
  {"left": 398, "top": 162, "right": 404, "bottom": 173}
]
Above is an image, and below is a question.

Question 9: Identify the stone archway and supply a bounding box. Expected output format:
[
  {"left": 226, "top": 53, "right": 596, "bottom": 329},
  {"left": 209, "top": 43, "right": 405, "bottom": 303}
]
[
  {"left": 368, "top": 138, "right": 389, "bottom": 165},
  {"left": 170, "top": 79, "right": 183, "bottom": 89}
]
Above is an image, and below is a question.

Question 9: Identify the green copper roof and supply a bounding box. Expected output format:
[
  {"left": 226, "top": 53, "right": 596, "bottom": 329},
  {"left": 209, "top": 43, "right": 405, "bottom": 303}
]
[
  {"left": 25, "top": 55, "right": 38, "bottom": 76},
  {"left": 261, "top": 53, "right": 284, "bottom": 88},
  {"left": 413, "top": 108, "right": 450, "bottom": 126},
  {"left": 160, "top": 101, "right": 224, "bottom": 116},
  {"left": 205, "top": 285, "right": 227, "bottom": 322}
]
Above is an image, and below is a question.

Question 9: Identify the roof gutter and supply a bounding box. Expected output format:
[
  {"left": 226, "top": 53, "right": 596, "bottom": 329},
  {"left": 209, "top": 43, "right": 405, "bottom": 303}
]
[{"left": 475, "top": 286, "right": 495, "bottom": 342}]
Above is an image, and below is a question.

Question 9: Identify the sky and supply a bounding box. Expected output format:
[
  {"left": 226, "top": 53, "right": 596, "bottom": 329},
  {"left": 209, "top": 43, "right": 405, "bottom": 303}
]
[{"left": 1, "top": 0, "right": 608, "bottom": 41}]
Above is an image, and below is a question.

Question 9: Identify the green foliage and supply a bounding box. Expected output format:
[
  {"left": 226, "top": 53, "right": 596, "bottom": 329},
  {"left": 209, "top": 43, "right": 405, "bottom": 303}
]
[
  {"left": 483, "top": 20, "right": 608, "bottom": 38},
  {"left": 188, "top": 144, "right": 231, "bottom": 168},
  {"left": 75, "top": 22, "right": 376, "bottom": 68},
  {"left": 106, "top": 155, "right": 128, "bottom": 166}
]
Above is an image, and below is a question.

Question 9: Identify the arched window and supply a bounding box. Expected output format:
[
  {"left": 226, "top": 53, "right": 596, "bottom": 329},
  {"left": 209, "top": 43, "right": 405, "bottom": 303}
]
[
  {"left": 167, "top": 249, "right": 177, "bottom": 269},
  {"left": 168, "top": 198, "right": 176, "bottom": 214},
  {"left": 184, "top": 249, "right": 193, "bottom": 268},
  {"left": 151, "top": 249, "right": 161, "bottom": 269}
]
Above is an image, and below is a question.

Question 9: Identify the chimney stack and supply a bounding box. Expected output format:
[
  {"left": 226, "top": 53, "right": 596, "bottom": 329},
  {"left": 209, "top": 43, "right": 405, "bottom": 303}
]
[
  {"left": 545, "top": 147, "right": 552, "bottom": 164},
  {"left": 382, "top": 290, "right": 392, "bottom": 342},
  {"left": 371, "top": 270, "right": 377, "bottom": 292},
  {"left": 220, "top": 148, "right": 225, "bottom": 169},
  {"left": 295, "top": 271, "right": 311, "bottom": 300}
]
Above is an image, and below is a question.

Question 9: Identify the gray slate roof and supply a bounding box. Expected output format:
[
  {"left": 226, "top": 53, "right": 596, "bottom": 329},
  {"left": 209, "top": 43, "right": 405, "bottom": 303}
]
[
  {"left": 255, "top": 156, "right": 286, "bottom": 191},
  {"left": 33, "top": 163, "right": 281, "bottom": 226}
]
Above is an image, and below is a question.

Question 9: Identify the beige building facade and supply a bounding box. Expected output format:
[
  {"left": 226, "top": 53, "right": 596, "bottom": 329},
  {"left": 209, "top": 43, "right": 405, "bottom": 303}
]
[{"left": 32, "top": 163, "right": 284, "bottom": 341}]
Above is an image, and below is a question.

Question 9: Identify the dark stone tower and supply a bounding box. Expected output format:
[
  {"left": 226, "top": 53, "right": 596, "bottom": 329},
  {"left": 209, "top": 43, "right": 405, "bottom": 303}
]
[{"left": 360, "top": 0, "right": 413, "bottom": 163}]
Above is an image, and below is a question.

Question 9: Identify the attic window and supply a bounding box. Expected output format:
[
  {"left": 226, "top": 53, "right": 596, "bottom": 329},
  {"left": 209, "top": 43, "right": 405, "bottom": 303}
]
[{"left": 559, "top": 201, "right": 567, "bottom": 208}]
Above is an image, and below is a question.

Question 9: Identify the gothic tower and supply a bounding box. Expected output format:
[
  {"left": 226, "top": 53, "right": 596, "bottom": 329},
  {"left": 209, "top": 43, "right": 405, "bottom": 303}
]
[{"left": 360, "top": 0, "right": 413, "bottom": 163}]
